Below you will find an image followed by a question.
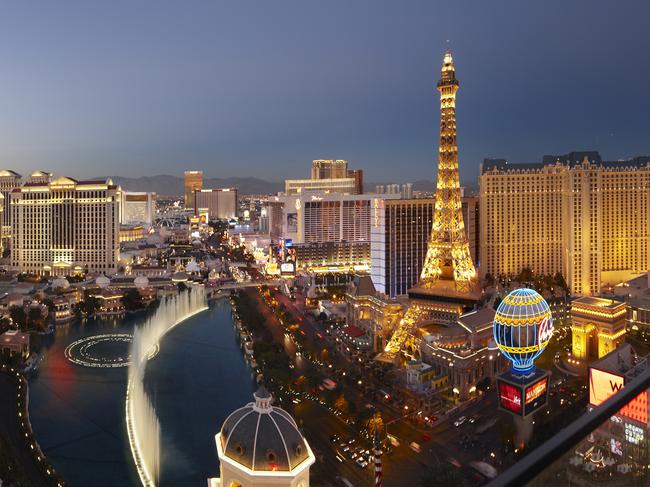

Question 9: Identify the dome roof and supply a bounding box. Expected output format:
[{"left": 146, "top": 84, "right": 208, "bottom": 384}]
[
  {"left": 95, "top": 275, "right": 110, "bottom": 288},
  {"left": 172, "top": 271, "right": 188, "bottom": 282},
  {"left": 219, "top": 387, "right": 310, "bottom": 472},
  {"left": 52, "top": 277, "right": 70, "bottom": 290},
  {"left": 134, "top": 275, "right": 149, "bottom": 289}
]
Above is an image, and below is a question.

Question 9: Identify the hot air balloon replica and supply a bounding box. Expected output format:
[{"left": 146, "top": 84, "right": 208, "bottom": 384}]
[{"left": 494, "top": 289, "right": 552, "bottom": 418}]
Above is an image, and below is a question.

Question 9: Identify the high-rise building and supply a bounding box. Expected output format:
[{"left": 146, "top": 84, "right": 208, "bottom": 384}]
[
  {"left": 120, "top": 191, "right": 156, "bottom": 226},
  {"left": 371, "top": 198, "right": 435, "bottom": 297},
  {"left": 348, "top": 169, "right": 364, "bottom": 194},
  {"left": 285, "top": 159, "right": 360, "bottom": 195},
  {"left": 479, "top": 152, "right": 650, "bottom": 295},
  {"left": 461, "top": 195, "right": 480, "bottom": 266},
  {"left": 284, "top": 177, "right": 356, "bottom": 195},
  {"left": 311, "top": 159, "right": 348, "bottom": 179},
  {"left": 194, "top": 188, "right": 238, "bottom": 220},
  {"left": 371, "top": 195, "right": 479, "bottom": 298},
  {"left": 381, "top": 51, "right": 480, "bottom": 362},
  {"left": 270, "top": 191, "right": 400, "bottom": 272},
  {"left": 0, "top": 170, "right": 21, "bottom": 247},
  {"left": 275, "top": 191, "right": 400, "bottom": 245},
  {"left": 11, "top": 177, "right": 120, "bottom": 276},
  {"left": 183, "top": 170, "right": 203, "bottom": 208}
]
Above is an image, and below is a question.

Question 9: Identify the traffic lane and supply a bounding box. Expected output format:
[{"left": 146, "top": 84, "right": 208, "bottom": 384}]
[{"left": 294, "top": 399, "right": 373, "bottom": 486}]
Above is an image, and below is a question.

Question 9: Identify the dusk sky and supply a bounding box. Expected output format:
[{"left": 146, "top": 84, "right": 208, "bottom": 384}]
[{"left": 0, "top": 1, "right": 648, "bottom": 184}]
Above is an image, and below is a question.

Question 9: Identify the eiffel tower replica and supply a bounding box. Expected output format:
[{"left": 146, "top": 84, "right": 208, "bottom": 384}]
[{"left": 379, "top": 51, "right": 480, "bottom": 363}]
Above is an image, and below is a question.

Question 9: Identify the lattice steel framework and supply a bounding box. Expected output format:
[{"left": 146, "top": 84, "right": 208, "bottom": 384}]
[
  {"left": 380, "top": 51, "right": 479, "bottom": 362},
  {"left": 419, "top": 50, "right": 478, "bottom": 292}
]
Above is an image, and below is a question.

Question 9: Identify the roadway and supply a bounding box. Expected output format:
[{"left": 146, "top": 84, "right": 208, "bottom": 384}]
[{"left": 231, "top": 273, "right": 592, "bottom": 486}]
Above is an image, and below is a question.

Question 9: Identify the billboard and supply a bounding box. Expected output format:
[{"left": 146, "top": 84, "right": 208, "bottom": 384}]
[
  {"left": 524, "top": 376, "right": 548, "bottom": 415},
  {"left": 499, "top": 382, "right": 522, "bottom": 414},
  {"left": 589, "top": 368, "right": 648, "bottom": 425},
  {"left": 589, "top": 368, "right": 624, "bottom": 406},
  {"left": 280, "top": 262, "right": 295, "bottom": 276},
  {"left": 610, "top": 438, "right": 623, "bottom": 457},
  {"left": 286, "top": 213, "right": 298, "bottom": 233}
]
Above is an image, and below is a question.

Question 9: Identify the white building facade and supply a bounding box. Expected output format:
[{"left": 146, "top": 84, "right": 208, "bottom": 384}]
[{"left": 11, "top": 177, "right": 120, "bottom": 276}]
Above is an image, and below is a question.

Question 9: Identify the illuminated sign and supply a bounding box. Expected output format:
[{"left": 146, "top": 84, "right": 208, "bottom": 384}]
[
  {"left": 610, "top": 438, "right": 623, "bottom": 457},
  {"left": 590, "top": 368, "right": 624, "bottom": 407},
  {"left": 625, "top": 423, "right": 644, "bottom": 445},
  {"left": 499, "top": 382, "right": 522, "bottom": 414},
  {"left": 526, "top": 378, "right": 547, "bottom": 403},
  {"left": 589, "top": 368, "right": 648, "bottom": 424},
  {"left": 524, "top": 377, "right": 548, "bottom": 415},
  {"left": 537, "top": 316, "right": 554, "bottom": 344},
  {"left": 280, "top": 262, "right": 295, "bottom": 275},
  {"left": 198, "top": 210, "right": 209, "bottom": 224}
]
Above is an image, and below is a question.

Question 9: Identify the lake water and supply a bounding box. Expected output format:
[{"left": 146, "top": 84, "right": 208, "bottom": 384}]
[{"left": 28, "top": 299, "right": 255, "bottom": 487}]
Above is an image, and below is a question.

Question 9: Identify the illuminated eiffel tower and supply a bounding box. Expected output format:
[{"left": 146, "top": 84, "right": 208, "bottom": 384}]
[{"left": 379, "top": 51, "right": 480, "bottom": 363}]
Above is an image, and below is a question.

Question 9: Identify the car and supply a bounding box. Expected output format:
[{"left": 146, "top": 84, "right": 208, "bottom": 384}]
[
  {"left": 469, "top": 414, "right": 480, "bottom": 424},
  {"left": 409, "top": 442, "right": 421, "bottom": 453},
  {"left": 355, "top": 458, "right": 369, "bottom": 468},
  {"left": 421, "top": 433, "right": 432, "bottom": 442},
  {"left": 347, "top": 438, "right": 356, "bottom": 445},
  {"left": 454, "top": 416, "right": 467, "bottom": 427},
  {"left": 330, "top": 434, "right": 340, "bottom": 443}
]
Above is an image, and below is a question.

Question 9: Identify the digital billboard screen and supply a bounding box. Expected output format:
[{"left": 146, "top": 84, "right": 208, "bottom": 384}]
[
  {"left": 589, "top": 368, "right": 648, "bottom": 424},
  {"left": 524, "top": 376, "right": 548, "bottom": 415},
  {"left": 280, "top": 262, "right": 295, "bottom": 275},
  {"left": 499, "top": 381, "right": 522, "bottom": 414}
]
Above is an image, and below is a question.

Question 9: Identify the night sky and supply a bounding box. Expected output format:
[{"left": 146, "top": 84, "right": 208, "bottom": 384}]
[{"left": 0, "top": 1, "right": 648, "bottom": 184}]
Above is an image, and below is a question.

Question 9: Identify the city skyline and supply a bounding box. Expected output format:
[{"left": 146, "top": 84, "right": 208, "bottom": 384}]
[{"left": 0, "top": 1, "right": 648, "bottom": 183}]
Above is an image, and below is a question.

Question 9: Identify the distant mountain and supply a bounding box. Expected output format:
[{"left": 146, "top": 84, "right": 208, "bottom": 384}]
[{"left": 106, "top": 175, "right": 284, "bottom": 196}]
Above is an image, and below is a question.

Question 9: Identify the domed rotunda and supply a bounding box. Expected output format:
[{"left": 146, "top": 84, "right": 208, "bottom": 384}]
[{"left": 209, "top": 387, "right": 314, "bottom": 487}]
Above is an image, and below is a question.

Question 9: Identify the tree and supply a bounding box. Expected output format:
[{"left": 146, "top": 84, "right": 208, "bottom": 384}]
[
  {"left": 83, "top": 296, "right": 101, "bottom": 316},
  {"left": 419, "top": 463, "right": 467, "bottom": 487},
  {"left": 9, "top": 306, "right": 26, "bottom": 330},
  {"left": 485, "top": 273, "right": 496, "bottom": 287},
  {"left": 334, "top": 394, "right": 349, "bottom": 413},
  {"left": 28, "top": 306, "right": 45, "bottom": 330},
  {"left": 121, "top": 288, "right": 144, "bottom": 311},
  {"left": 553, "top": 272, "right": 569, "bottom": 293},
  {"left": 42, "top": 298, "right": 55, "bottom": 313}
]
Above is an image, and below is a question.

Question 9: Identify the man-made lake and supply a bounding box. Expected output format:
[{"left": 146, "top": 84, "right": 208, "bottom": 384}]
[{"left": 29, "top": 299, "right": 254, "bottom": 487}]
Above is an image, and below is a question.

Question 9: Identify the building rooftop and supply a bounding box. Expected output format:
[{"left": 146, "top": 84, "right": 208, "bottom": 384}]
[
  {"left": 219, "top": 388, "right": 311, "bottom": 472},
  {"left": 457, "top": 308, "right": 496, "bottom": 334},
  {"left": 591, "top": 343, "right": 647, "bottom": 378},
  {"left": 481, "top": 151, "right": 650, "bottom": 174},
  {"left": 348, "top": 274, "right": 376, "bottom": 297},
  {"left": 573, "top": 296, "right": 626, "bottom": 310}
]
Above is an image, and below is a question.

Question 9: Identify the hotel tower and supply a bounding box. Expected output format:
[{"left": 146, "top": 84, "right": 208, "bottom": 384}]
[{"left": 480, "top": 152, "right": 650, "bottom": 295}]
